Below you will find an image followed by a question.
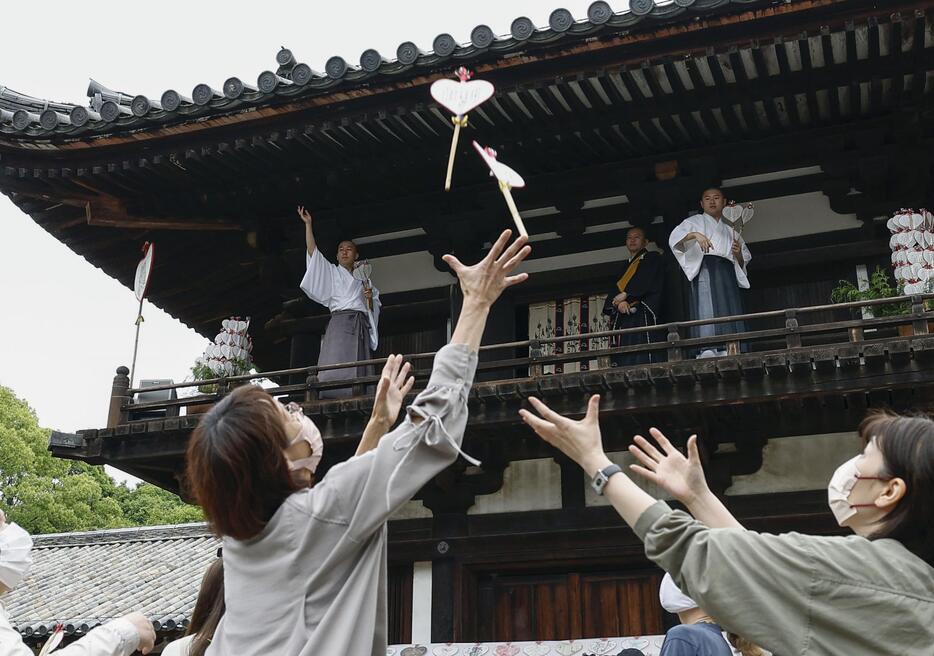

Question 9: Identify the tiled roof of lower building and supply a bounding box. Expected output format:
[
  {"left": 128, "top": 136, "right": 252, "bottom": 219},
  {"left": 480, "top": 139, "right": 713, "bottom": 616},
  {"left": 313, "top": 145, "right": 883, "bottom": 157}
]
[{"left": 3, "top": 523, "right": 217, "bottom": 644}]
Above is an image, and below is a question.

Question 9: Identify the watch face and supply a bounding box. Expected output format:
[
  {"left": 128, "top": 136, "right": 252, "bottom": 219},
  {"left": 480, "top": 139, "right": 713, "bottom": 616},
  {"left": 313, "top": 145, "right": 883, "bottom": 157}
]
[{"left": 591, "top": 472, "right": 607, "bottom": 495}]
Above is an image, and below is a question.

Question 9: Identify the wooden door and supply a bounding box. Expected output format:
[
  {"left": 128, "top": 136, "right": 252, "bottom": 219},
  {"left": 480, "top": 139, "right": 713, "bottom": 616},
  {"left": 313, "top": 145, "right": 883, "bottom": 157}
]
[
  {"left": 472, "top": 568, "right": 664, "bottom": 642},
  {"left": 388, "top": 563, "right": 414, "bottom": 644}
]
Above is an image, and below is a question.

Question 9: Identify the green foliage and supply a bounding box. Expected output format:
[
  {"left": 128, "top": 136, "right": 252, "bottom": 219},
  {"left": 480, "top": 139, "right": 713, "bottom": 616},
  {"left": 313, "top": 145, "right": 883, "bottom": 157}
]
[
  {"left": 0, "top": 385, "right": 202, "bottom": 534},
  {"left": 830, "top": 266, "right": 911, "bottom": 317},
  {"left": 191, "top": 357, "right": 252, "bottom": 393}
]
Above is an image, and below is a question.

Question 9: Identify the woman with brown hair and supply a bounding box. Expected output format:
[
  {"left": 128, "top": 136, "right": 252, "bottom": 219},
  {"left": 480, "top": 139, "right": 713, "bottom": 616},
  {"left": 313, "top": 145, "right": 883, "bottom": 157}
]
[
  {"left": 519, "top": 401, "right": 934, "bottom": 655},
  {"left": 161, "top": 559, "right": 224, "bottom": 656},
  {"left": 185, "top": 230, "right": 529, "bottom": 656}
]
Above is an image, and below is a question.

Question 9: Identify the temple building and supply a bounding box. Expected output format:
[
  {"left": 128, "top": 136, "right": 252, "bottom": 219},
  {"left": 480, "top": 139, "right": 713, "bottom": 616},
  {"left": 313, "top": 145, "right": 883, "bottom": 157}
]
[{"left": 3, "top": 0, "right": 934, "bottom": 650}]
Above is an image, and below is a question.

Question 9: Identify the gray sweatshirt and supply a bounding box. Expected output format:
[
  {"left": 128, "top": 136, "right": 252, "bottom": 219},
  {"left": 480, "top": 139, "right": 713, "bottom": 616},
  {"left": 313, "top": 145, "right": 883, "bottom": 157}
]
[
  {"left": 207, "top": 343, "right": 477, "bottom": 656},
  {"left": 635, "top": 501, "right": 934, "bottom": 656}
]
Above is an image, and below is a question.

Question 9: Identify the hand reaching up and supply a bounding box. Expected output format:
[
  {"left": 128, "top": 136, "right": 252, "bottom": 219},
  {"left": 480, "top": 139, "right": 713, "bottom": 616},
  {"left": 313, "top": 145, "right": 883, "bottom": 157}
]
[
  {"left": 520, "top": 394, "right": 608, "bottom": 476},
  {"left": 443, "top": 229, "right": 530, "bottom": 310},
  {"left": 297, "top": 205, "right": 312, "bottom": 225},
  {"left": 628, "top": 429, "right": 710, "bottom": 506},
  {"left": 372, "top": 354, "right": 415, "bottom": 427}
]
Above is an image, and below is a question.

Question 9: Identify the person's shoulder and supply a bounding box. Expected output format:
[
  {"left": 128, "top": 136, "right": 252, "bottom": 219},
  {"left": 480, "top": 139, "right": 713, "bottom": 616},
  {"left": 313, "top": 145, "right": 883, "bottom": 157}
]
[
  {"left": 665, "top": 624, "right": 701, "bottom": 640},
  {"left": 162, "top": 634, "right": 194, "bottom": 656}
]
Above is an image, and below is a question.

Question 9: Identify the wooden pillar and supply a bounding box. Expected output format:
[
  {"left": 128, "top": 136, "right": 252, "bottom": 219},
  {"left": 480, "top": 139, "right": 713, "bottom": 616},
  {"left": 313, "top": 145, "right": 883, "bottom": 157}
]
[
  {"left": 289, "top": 332, "right": 319, "bottom": 386},
  {"left": 107, "top": 366, "right": 130, "bottom": 428},
  {"left": 555, "top": 455, "right": 585, "bottom": 509},
  {"left": 429, "top": 511, "right": 467, "bottom": 642}
]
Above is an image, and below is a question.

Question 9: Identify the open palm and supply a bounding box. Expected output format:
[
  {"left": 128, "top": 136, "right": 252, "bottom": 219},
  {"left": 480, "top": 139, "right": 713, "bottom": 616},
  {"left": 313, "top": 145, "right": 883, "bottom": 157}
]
[
  {"left": 372, "top": 354, "right": 415, "bottom": 426},
  {"left": 628, "top": 428, "right": 710, "bottom": 505}
]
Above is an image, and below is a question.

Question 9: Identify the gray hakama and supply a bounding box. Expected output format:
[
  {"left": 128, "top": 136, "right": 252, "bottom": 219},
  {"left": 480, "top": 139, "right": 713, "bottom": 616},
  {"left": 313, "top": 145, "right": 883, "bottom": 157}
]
[
  {"left": 317, "top": 310, "right": 372, "bottom": 399},
  {"left": 300, "top": 248, "right": 381, "bottom": 399},
  {"left": 690, "top": 255, "right": 747, "bottom": 351}
]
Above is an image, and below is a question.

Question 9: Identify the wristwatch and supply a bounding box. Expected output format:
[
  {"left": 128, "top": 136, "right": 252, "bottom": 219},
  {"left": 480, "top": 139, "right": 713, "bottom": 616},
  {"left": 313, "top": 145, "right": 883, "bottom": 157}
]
[{"left": 591, "top": 463, "right": 622, "bottom": 496}]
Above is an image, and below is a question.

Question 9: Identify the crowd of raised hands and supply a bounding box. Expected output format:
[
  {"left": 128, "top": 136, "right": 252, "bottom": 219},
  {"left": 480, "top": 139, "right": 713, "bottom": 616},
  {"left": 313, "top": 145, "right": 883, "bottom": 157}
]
[{"left": 3, "top": 229, "right": 932, "bottom": 656}]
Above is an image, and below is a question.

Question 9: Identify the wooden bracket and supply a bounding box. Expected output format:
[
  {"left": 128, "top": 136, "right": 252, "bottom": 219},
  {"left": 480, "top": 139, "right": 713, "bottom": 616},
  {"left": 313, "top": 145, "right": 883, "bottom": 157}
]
[{"left": 86, "top": 195, "right": 242, "bottom": 231}]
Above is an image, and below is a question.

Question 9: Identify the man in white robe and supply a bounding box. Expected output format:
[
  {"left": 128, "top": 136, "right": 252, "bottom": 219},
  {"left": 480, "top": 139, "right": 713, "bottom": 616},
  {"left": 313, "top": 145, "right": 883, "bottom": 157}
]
[
  {"left": 668, "top": 188, "right": 751, "bottom": 357},
  {"left": 298, "top": 206, "right": 381, "bottom": 398}
]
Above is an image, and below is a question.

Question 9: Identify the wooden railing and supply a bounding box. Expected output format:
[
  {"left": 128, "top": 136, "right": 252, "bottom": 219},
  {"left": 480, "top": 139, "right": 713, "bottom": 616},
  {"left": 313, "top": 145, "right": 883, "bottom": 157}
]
[{"left": 107, "top": 294, "right": 934, "bottom": 427}]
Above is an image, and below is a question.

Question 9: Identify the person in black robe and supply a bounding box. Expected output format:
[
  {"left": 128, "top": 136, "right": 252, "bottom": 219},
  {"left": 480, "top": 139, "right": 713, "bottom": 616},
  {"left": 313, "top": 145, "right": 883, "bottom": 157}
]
[{"left": 603, "top": 226, "right": 665, "bottom": 366}]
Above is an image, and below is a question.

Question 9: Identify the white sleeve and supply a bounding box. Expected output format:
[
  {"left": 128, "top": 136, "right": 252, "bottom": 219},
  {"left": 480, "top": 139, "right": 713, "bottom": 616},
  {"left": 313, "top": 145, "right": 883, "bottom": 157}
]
[
  {"left": 299, "top": 249, "right": 337, "bottom": 306},
  {"left": 53, "top": 619, "right": 140, "bottom": 656},
  {"left": 668, "top": 216, "right": 704, "bottom": 281},
  {"left": 0, "top": 605, "right": 34, "bottom": 656},
  {"left": 668, "top": 216, "right": 695, "bottom": 252}
]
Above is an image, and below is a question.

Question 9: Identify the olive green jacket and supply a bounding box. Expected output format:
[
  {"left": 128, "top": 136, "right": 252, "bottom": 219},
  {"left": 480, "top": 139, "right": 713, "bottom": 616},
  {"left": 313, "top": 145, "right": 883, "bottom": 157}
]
[{"left": 635, "top": 501, "right": 934, "bottom": 655}]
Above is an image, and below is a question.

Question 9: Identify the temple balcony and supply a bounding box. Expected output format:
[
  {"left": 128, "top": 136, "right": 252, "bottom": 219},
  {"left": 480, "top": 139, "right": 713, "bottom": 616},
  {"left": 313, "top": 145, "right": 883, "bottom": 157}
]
[{"left": 51, "top": 293, "right": 934, "bottom": 496}]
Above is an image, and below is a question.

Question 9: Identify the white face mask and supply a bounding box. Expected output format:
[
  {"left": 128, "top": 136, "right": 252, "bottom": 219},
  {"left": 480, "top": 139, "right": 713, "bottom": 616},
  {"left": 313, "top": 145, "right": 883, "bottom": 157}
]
[
  {"left": 0, "top": 522, "right": 34, "bottom": 592},
  {"left": 284, "top": 402, "right": 324, "bottom": 483},
  {"left": 827, "top": 455, "right": 885, "bottom": 526}
]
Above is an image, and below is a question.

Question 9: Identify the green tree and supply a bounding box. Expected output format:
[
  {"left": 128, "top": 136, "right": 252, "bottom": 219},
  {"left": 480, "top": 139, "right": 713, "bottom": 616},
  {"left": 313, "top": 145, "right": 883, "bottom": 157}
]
[{"left": 0, "top": 385, "right": 202, "bottom": 534}]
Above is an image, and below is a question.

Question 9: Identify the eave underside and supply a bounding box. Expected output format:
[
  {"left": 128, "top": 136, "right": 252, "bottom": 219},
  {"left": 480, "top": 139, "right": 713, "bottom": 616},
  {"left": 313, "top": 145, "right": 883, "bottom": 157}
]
[{"left": 1, "top": 2, "right": 933, "bottom": 367}]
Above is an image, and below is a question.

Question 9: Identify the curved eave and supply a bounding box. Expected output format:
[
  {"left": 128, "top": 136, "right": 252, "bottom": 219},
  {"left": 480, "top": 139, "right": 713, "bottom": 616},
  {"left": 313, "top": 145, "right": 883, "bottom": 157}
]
[{"left": 0, "top": 0, "right": 790, "bottom": 145}]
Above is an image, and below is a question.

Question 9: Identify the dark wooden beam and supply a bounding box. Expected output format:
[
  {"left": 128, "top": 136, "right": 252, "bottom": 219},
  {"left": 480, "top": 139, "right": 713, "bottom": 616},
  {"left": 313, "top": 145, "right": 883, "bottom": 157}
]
[{"left": 85, "top": 196, "right": 243, "bottom": 232}]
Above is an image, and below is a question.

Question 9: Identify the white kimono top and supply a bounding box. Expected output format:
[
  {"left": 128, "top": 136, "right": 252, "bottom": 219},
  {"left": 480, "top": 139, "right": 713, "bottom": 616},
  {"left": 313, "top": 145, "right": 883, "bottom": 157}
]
[
  {"left": 668, "top": 213, "right": 752, "bottom": 289},
  {"left": 300, "top": 248, "right": 381, "bottom": 350},
  {"left": 1, "top": 602, "right": 140, "bottom": 656}
]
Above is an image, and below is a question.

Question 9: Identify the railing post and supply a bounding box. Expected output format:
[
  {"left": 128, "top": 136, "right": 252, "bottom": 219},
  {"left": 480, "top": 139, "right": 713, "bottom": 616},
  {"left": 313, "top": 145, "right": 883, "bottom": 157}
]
[
  {"left": 107, "top": 366, "right": 130, "bottom": 428},
  {"left": 352, "top": 379, "right": 366, "bottom": 397},
  {"left": 911, "top": 295, "right": 929, "bottom": 335},
  {"left": 529, "top": 339, "right": 543, "bottom": 377},
  {"left": 847, "top": 307, "right": 864, "bottom": 342},
  {"left": 667, "top": 325, "right": 683, "bottom": 362},
  {"left": 784, "top": 310, "right": 801, "bottom": 349},
  {"left": 305, "top": 374, "right": 320, "bottom": 403}
]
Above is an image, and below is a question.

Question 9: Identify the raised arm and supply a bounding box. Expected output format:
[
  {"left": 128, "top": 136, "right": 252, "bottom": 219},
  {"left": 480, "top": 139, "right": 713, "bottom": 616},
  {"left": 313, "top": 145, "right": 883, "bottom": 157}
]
[
  {"left": 521, "top": 394, "right": 657, "bottom": 526},
  {"left": 629, "top": 429, "right": 743, "bottom": 529},
  {"left": 444, "top": 230, "right": 530, "bottom": 350},
  {"left": 297, "top": 205, "right": 316, "bottom": 256},
  {"left": 308, "top": 230, "right": 530, "bottom": 542},
  {"left": 356, "top": 354, "right": 415, "bottom": 455}
]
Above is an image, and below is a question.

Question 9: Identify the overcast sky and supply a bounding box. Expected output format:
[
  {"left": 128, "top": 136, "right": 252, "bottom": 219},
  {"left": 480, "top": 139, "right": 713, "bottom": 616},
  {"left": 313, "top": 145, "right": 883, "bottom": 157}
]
[{"left": 0, "top": 0, "right": 600, "bottom": 481}]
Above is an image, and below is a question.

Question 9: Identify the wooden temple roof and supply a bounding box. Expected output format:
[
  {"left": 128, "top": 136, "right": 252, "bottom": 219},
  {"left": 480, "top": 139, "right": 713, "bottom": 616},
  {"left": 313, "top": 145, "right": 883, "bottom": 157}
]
[
  {"left": 1, "top": 0, "right": 932, "bottom": 366},
  {"left": 0, "top": 0, "right": 815, "bottom": 139}
]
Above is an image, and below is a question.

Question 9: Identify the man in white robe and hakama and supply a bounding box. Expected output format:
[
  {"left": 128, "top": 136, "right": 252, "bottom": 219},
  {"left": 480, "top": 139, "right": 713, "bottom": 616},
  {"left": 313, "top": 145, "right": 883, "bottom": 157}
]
[
  {"left": 668, "top": 188, "right": 751, "bottom": 357},
  {"left": 298, "top": 206, "right": 381, "bottom": 398}
]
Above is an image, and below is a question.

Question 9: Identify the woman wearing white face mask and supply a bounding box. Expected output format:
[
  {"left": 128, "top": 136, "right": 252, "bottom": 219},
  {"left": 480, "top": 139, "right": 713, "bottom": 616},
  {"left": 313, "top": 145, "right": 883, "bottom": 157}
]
[
  {"left": 520, "top": 402, "right": 934, "bottom": 656},
  {"left": 0, "top": 511, "right": 156, "bottom": 655}
]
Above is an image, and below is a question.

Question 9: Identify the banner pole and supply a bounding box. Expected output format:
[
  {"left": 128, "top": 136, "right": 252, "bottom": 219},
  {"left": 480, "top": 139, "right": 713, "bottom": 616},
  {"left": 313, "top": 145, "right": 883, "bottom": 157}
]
[{"left": 129, "top": 297, "right": 145, "bottom": 389}]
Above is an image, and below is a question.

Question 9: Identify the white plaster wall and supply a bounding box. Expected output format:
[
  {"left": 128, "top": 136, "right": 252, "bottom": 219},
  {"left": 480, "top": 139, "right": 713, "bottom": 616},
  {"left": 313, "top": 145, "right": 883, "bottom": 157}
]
[
  {"left": 411, "top": 562, "right": 432, "bottom": 644},
  {"left": 585, "top": 451, "right": 671, "bottom": 507},
  {"left": 363, "top": 179, "right": 863, "bottom": 296},
  {"left": 468, "top": 458, "right": 562, "bottom": 515},
  {"left": 389, "top": 499, "right": 433, "bottom": 520},
  {"left": 726, "top": 432, "right": 862, "bottom": 496},
  {"left": 738, "top": 191, "right": 860, "bottom": 244},
  {"left": 368, "top": 250, "right": 452, "bottom": 294}
]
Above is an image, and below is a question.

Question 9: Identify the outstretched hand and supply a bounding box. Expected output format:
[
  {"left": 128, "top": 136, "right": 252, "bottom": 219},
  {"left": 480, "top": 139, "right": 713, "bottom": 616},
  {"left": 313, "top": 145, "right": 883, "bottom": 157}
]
[
  {"left": 443, "top": 229, "right": 530, "bottom": 309},
  {"left": 122, "top": 612, "right": 156, "bottom": 654},
  {"left": 520, "top": 394, "right": 608, "bottom": 475},
  {"left": 297, "top": 205, "right": 312, "bottom": 225},
  {"left": 371, "top": 354, "right": 415, "bottom": 427},
  {"left": 628, "top": 429, "right": 709, "bottom": 505}
]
